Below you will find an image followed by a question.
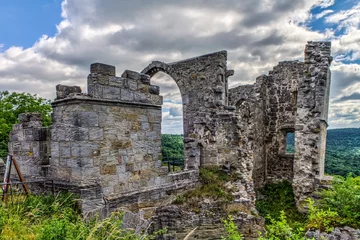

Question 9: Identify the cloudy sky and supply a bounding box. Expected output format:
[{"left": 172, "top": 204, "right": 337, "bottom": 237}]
[{"left": 0, "top": 0, "right": 359, "bottom": 133}]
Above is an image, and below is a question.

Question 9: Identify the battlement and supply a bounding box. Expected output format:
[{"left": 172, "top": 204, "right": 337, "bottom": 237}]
[{"left": 54, "top": 63, "right": 162, "bottom": 106}]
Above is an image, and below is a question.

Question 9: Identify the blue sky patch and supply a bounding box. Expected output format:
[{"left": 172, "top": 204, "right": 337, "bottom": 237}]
[{"left": 0, "top": 0, "right": 62, "bottom": 49}]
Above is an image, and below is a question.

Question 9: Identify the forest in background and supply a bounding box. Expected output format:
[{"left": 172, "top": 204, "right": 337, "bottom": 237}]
[{"left": 162, "top": 128, "right": 360, "bottom": 177}]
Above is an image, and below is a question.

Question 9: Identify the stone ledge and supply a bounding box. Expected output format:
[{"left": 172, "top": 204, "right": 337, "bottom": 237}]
[{"left": 51, "top": 96, "right": 162, "bottom": 109}]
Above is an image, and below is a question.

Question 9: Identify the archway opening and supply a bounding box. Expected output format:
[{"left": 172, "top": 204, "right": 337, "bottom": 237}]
[{"left": 150, "top": 71, "right": 185, "bottom": 172}]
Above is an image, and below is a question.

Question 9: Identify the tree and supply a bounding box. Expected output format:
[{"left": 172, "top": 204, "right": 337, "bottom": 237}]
[{"left": 0, "top": 91, "right": 52, "bottom": 159}]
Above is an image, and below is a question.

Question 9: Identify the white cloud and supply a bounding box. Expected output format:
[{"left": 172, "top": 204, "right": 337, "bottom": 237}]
[
  {"left": 316, "top": 0, "right": 335, "bottom": 9},
  {"left": 325, "top": 2, "right": 360, "bottom": 32},
  {"left": 315, "top": 9, "right": 334, "bottom": 19},
  {"left": 0, "top": 0, "right": 359, "bottom": 131}
]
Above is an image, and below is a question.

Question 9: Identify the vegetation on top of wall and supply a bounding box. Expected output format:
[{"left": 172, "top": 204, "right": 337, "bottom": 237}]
[
  {"left": 173, "top": 166, "right": 234, "bottom": 210},
  {"left": 0, "top": 192, "right": 163, "bottom": 240},
  {"left": 0, "top": 91, "right": 52, "bottom": 159}
]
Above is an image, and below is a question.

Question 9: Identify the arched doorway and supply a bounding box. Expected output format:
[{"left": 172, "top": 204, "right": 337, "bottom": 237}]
[{"left": 150, "top": 71, "right": 185, "bottom": 172}]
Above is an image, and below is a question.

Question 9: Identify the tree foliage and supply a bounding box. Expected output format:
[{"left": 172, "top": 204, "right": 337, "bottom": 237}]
[
  {"left": 0, "top": 91, "right": 52, "bottom": 159},
  {"left": 161, "top": 134, "right": 184, "bottom": 158}
]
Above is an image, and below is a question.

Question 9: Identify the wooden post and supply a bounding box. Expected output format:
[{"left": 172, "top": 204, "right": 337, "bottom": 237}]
[
  {"left": 2, "top": 155, "right": 29, "bottom": 201},
  {"left": 12, "top": 157, "right": 29, "bottom": 195}
]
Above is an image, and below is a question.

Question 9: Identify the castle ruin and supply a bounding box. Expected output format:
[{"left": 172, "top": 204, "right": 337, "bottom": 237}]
[{"left": 7, "top": 41, "right": 332, "bottom": 236}]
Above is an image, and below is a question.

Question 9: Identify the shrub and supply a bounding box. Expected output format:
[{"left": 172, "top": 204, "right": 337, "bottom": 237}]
[
  {"left": 221, "top": 215, "right": 243, "bottom": 240},
  {"left": 258, "top": 211, "right": 309, "bottom": 240},
  {"left": 318, "top": 174, "right": 360, "bottom": 228},
  {"left": 256, "top": 181, "right": 306, "bottom": 227},
  {"left": 306, "top": 198, "right": 339, "bottom": 233}
]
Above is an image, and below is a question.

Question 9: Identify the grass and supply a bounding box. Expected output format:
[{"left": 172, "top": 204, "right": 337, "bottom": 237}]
[
  {"left": 255, "top": 181, "right": 306, "bottom": 227},
  {"left": 172, "top": 166, "right": 234, "bottom": 211},
  {"left": 0, "top": 192, "right": 162, "bottom": 240}
]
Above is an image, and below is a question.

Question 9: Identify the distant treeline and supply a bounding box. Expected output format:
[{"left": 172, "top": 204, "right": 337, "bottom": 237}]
[{"left": 162, "top": 128, "right": 360, "bottom": 177}]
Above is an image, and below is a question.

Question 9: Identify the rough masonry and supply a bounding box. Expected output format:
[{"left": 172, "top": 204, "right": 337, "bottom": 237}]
[{"left": 8, "top": 41, "right": 332, "bottom": 237}]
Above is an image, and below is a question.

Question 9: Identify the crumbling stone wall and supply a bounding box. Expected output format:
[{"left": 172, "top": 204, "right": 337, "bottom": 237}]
[
  {"left": 293, "top": 42, "right": 332, "bottom": 207},
  {"left": 228, "top": 42, "right": 332, "bottom": 208},
  {"left": 142, "top": 52, "right": 235, "bottom": 170},
  {"left": 142, "top": 52, "right": 255, "bottom": 206},
  {"left": 8, "top": 113, "right": 50, "bottom": 179}
]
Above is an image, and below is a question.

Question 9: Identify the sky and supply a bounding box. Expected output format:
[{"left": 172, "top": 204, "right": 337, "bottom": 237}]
[{"left": 0, "top": 0, "right": 359, "bottom": 134}]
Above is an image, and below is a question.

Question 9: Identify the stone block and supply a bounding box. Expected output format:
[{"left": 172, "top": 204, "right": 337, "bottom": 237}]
[
  {"left": 108, "top": 76, "right": 124, "bottom": 87},
  {"left": 140, "top": 74, "right": 150, "bottom": 84},
  {"left": 113, "top": 183, "right": 125, "bottom": 193},
  {"left": 125, "top": 79, "right": 138, "bottom": 91},
  {"left": 101, "top": 164, "right": 117, "bottom": 175},
  {"left": 91, "top": 63, "right": 115, "bottom": 76},
  {"left": 74, "top": 112, "right": 99, "bottom": 127},
  {"left": 74, "top": 127, "right": 89, "bottom": 141},
  {"left": 148, "top": 85, "right": 160, "bottom": 95},
  {"left": 141, "top": 122, "right": 150, "bottom": 131},
  {"left": 53, "top": 166, "right": 71, "bottom": 181},
  {"left": 125, "top": 163, "right": 134, "bottom": 172},
  {"left": 59, "top": 142, "right": 71, "bottom": 158},
  {"left": 137, "top": 84, "right": 149, "bottom": 94},
  {"left": 71, "top": 142, "right": 100, "bottom": 158},
  {"left": 19, "top": 112, "right": 43, "bottom": 123},
  {"left": 134, "top": 92, "right": 148, "bottom": 103},
  {"left": 121, "top": 70, "right": 141, "bottom": 80},
  {"left": 103, "top": 86, "right": 120, "bottom": 99},
  {"left": 150, "top": 95, "right": 163, "bottom": 105},
  {"left": 89, "top": 128, "right": 104, "bottom": 141},
  {"left": 88, "top": 83, "right": 103, "bottom": 98},
  {"left": 120, "top": 89, "right": 134, "bottom": 101},
  {"left": 56, "top": 85, "right": 82, "bottom": 99}
]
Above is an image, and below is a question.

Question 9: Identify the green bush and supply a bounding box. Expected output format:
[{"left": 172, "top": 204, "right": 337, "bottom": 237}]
[
  {"left": 306, "top": 198, "right": 339, "bottom": 233},
  {"left": 256, "top": 181, "right": 306, "bottom": 227},
  {"left": 258, "top": 211, "right": 309, "bottom": 240},
  {"left": 318, "top": 174, "right": 360, "bottom": 228},
  {"left": 221, "top": 215, "right": 243, "bottom": 240}
]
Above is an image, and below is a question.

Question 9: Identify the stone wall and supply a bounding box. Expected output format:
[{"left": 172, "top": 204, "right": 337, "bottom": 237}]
[
  {"left": 142, "top": 52, "right": 256, "bottom": 206},
  {"left": 264, "top": 61, "right": 304, "bottom": 183},
  {"left": 8, "top": 113, "right": 50, "bottom": 179},
  {"left": 142, "top": 52, "right": 235, "bottom": 170},
  {"left": 228, "top": 42, "right": 332, "bottom": 208},
  {"left": 48, "top": 63, "right": 202, "bottom": 215},
  {"left": 293, "top": 42, "right": 332, "bottom": 207}
]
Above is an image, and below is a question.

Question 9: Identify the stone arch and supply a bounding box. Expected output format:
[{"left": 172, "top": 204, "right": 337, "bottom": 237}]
[{"left": 141, "top": 61, "right": 174, "bottom": 78}]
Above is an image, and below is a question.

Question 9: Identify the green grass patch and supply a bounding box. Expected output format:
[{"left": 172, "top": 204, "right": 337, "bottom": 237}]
[
  {"left": 255, "top": 181, "right": 306, "bottom": 227},
  {"left": 0, "top": 192, "right": 162, "bottom": 240},
  {"left": 173, "top": 166, "right": 234, "bottom": 210}
]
